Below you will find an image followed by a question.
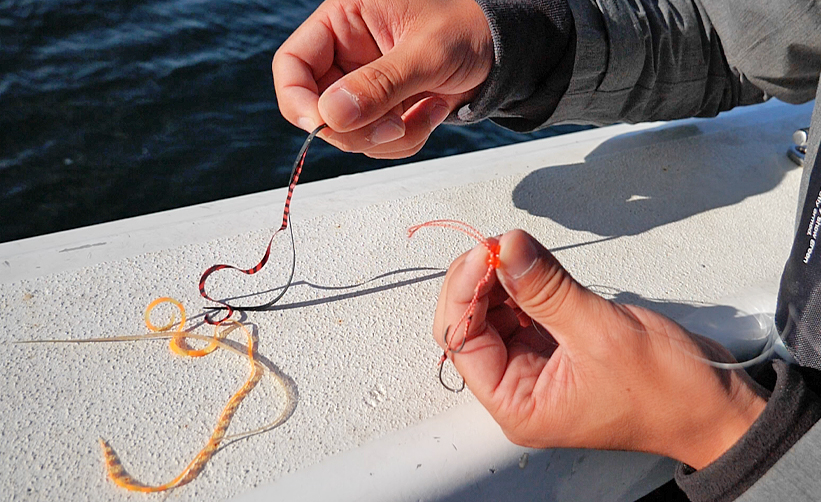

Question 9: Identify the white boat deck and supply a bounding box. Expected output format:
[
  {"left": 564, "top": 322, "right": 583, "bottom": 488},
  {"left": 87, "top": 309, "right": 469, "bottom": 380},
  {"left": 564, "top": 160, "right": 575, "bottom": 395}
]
[{"left": 0, "top": 100, "right": 812, "bottom": 501}]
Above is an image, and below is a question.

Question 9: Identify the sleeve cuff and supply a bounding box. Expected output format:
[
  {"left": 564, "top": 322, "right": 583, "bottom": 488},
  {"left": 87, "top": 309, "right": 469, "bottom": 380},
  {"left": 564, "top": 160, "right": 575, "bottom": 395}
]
[
  {"left": 450, "top": 0, "right": 574, "bottom": 131},
  {"left": 675, "top": 361, "right": 821, "bottom": 502}
]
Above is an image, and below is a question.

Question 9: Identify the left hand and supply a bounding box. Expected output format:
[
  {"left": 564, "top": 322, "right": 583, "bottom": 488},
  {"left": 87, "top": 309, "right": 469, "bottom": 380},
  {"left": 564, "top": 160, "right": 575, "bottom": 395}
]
[{"left": 272, "top": 0, "right": 493, "bottom": 159}]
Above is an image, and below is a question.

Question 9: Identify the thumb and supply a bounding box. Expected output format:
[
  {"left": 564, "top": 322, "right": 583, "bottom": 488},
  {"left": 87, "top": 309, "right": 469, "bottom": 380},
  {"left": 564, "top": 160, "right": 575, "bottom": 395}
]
[
  {"left": 317, "top": 40, "right": 435, "bottom": 133},
  {"left": 496, "top": 230, "right": 622, "bottom": 353}
]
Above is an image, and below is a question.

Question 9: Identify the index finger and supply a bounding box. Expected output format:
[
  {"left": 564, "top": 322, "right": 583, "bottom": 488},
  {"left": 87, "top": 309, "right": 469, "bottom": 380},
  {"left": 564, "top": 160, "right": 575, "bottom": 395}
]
[
  {"left": 433, "top": 241, "right": 500, "bottom": 347},
  {"left": 272, "top": 12, "right": 337, "bottom": 133},
  {"left": 433, "top": 242, "right": 510, "bottom": 399}
]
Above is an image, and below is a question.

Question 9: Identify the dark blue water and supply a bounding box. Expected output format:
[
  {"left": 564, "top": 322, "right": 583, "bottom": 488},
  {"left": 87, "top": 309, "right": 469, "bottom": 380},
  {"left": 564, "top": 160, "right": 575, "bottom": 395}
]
[{"left": 0, "top": 0, "right": 585, "bottom": 243}]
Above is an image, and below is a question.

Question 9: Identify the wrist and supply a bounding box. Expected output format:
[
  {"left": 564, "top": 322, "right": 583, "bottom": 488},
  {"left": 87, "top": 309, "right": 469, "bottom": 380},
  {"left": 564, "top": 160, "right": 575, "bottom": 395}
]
[
  {"left": 656, "top": 366, "right": 768, "bottom": 470},
  {"left": 624, "top": 313, "right": 770, "bottom": 470},
  {"left": 678, "top": 384, "right": 767, "bottom": 470},
  {"left": 676, "top": 361, "right": 821, "bottom": 499}
]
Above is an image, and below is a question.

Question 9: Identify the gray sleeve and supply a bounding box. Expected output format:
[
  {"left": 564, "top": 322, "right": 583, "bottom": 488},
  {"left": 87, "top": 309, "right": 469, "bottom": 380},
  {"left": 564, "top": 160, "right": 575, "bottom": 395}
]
[
  {"left": 674, "top": 361, "right": 821, "bottom": 502},
  {"left": 456, "top": 0, "right": 821, "bottom": 131},
  {"left": 737, "top": 421, "right": 821, "bottom": 501},
  {"left": 695, "top": 0, "right": 821, "bottom": 105},
  {"left": 452, "top": 0, "right": 575, "bottom": 132},
  {"left": 733, "top": 357, "right": 821, "bottom": 502}
]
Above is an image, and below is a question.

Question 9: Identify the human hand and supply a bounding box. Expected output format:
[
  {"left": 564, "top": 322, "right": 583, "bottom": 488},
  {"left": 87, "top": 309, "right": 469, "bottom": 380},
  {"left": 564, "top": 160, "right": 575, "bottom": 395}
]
[
  {"left": 272, "top": 0, "right": 493, "bottom": 159},
  {"left": 434, "top": 230, "right": 768, "bottom": 469}
]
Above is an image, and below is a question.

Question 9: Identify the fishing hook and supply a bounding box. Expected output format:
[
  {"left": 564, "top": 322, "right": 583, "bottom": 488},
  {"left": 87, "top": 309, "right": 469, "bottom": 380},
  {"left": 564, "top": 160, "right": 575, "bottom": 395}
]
[{"left": 439, "top": 326, "right": 466, "bottom": 393}]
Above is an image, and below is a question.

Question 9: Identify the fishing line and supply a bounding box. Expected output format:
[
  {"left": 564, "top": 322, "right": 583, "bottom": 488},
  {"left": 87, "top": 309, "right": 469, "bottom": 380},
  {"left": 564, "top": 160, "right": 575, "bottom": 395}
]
[
  {"left": 16, "top": 298, "right": 293, "bottom": 492},
  {"left": 409, "top": 220, "right": 780, "bottom": 392},
  {"left": 408, "top": 219, "right": 501, "bottom": 393},
  {"left": 199, "top": 124, "right": 327, "bottom": 324}
]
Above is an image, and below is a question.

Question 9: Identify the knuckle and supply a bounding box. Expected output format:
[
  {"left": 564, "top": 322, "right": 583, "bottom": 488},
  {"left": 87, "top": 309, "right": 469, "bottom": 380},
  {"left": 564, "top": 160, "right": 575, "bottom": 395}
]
[
  {"left": 525, "top": 264, "right": 575, "bottom": 320},
  {"left": 400, "top": 124, "right": 432, "bottom": 149},
  {"left": 326, "top": 133, "right": 365, "bottom": 154},
  {"left": 331, "top": 139, "right": 359, "bottom": 154},
  {"left": 271, "top": 47, "right": 286, "bottom": 72},
  {"left": 357, "top": 64, "right": 400, "bottom": 104},
  {"left": 363, "top": 130, "right": 430, "bottom": 159},
  {"left": 364, "top": 145, "right": 420, "bottom": 160}
]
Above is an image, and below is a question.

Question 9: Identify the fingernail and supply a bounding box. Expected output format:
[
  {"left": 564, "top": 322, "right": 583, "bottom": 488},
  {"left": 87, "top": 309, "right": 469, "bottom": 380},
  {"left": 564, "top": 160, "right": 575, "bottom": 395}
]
[
  {"left": 464, "top": 243, "right": 486, "bottom": 269},
  {"left": 368, "top": 116, "right": 405, "bottom": 144},
  {"left": 500, "top": 234, "right": 538, "bottom": 280},
  {"left": 297, "top": 116, "right": 314, "bottom": 132},
  {"left": 323, "top": 87, "right": 361, "bottom": 128},
  {"left": 429, "top": 103, "right": 450, "bottom": 128}
]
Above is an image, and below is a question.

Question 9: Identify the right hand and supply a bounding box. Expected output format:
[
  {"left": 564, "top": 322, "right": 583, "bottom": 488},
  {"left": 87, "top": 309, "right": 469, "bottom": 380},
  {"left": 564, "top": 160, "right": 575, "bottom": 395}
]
[
  {"left": 272, "top": 0, "right": 493, "bottom": 159},
  {"left": 434, "top": 230, "right": 769, "bottom": 470}
]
